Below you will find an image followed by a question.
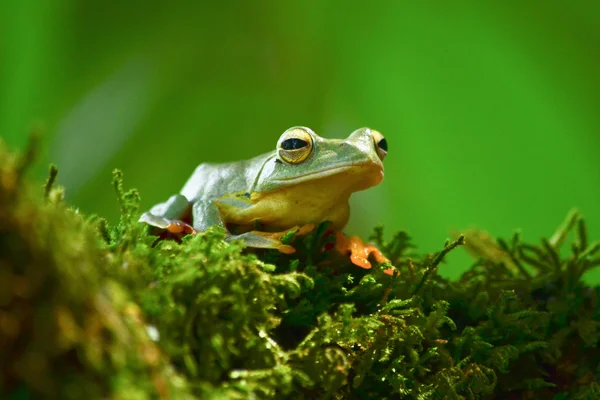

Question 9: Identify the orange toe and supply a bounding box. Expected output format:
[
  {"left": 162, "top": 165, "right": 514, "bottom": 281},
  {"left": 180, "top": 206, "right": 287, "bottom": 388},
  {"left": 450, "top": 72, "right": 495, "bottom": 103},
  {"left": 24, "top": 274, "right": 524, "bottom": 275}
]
[
  {"left": 297, "top": 223, "right": 316, "bottom": 236},
  {"left": 278, "top": 244, "right": 296, "bottom": 255},
  {"left": 364, "top": 244, "right": 396, "bottom": 276},
  {"left": 167, "top": 221, "right": 197, "bottom": 234},
  {"left": 167, "top": 224, "right": 184, "bottom": 233},
  {"left": 382, "top": 267, "right": 396, "bottom": 276}
]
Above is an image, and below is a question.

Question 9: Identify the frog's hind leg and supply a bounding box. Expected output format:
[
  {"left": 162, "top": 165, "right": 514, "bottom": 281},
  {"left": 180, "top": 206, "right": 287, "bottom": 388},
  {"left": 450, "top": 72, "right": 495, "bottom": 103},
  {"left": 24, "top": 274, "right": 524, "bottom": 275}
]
[
  {"left": 139, "top": 194, "right": 196, "bottom": 234},
  {"left": 334, "top": 232, "right": 397, "bottom": 276}
]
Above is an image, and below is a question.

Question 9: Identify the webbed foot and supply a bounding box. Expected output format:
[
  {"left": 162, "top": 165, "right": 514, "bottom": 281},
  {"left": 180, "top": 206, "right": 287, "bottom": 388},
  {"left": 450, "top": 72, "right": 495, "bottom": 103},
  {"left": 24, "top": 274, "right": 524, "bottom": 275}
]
[
  {"left": 230, "top": 223, "right": 315, "bottom": 254},
  {"left": 335, "top": 232, "right": 396, "bottom": 276}
]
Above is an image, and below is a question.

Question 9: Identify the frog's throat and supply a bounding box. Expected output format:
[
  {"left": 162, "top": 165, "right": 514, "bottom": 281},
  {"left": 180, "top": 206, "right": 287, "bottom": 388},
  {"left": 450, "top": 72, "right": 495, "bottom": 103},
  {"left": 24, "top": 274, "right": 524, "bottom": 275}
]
[{"left": 271, "top": 162, "right": 383, "bottom": 185}]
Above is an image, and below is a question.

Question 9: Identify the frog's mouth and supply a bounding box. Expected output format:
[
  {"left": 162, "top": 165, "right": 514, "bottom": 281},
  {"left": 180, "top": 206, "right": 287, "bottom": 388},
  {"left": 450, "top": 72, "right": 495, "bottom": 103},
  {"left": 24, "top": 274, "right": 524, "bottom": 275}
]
[{"left": 274, "top": 162, "right": 383, "bottom": 186}]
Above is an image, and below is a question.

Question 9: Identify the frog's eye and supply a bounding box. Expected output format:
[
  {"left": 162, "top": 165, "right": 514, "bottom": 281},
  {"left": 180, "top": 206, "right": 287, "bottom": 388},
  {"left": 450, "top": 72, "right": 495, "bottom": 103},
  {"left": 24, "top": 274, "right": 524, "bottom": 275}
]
[
  {"left": 371, "top": 130, "right": 388, "bottom": 161},
  {"left": 278, "top": 127, "right": 314, "bottom": 164}
]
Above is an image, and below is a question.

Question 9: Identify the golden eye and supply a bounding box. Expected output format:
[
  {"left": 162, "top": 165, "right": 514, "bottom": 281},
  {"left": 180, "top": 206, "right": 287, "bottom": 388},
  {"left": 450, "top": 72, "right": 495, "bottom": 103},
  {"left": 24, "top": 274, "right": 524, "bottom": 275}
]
[
  {"left": 277, "top": 127, "right": 314, "bottom": 164},
  {"left": 371, "top": 129, "right": 388, "bottom": 161}
]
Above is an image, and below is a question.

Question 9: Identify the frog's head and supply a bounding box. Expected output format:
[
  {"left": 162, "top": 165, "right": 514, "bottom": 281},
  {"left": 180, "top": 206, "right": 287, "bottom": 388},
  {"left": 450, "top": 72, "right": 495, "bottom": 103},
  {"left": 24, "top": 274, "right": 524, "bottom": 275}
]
[{"left": 256, "top": 126, "right": 387, "bottom": 194}]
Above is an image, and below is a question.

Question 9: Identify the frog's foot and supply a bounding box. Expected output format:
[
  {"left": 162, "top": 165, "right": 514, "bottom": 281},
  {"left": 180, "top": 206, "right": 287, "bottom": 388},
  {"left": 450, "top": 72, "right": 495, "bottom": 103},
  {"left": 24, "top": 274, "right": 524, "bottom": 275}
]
[
  {"left": 166, "top": 220, "right": 197, "bottom": 235},
  {"left": 231, "top": 231, "right": 296, "bottom": 254},
  {"left": 231, "top": 224, "right": 315, "bottom": 254},
  {"left": 270, "top": 223, "right": 316, "bottom": 240},
  {"left": 335, "top": 232, "right": 396, "bottom": 276},
  {"left": 139, "top": 212, "right": 196, "bottom": 235}
]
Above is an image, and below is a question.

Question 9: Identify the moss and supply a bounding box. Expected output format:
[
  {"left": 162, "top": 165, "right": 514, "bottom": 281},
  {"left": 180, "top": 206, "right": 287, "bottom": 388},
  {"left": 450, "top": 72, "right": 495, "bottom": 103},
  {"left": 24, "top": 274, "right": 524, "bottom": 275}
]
[{"left": 1, "top": 139, "right": 599, "bottom": 399}]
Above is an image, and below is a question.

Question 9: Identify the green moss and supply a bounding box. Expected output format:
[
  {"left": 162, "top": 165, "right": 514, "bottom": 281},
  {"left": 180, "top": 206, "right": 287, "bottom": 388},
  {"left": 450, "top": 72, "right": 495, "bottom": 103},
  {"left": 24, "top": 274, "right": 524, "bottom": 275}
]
[{"left": 1, "top": 140, "right": 598, "bottom": 399}]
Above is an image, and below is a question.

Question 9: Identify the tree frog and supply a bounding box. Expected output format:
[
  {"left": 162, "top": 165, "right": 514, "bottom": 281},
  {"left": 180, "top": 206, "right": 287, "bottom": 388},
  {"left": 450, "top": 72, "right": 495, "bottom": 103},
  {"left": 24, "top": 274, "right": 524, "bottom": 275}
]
[{"left": 139, "top": 126, "right": 394, "bottom": 275}]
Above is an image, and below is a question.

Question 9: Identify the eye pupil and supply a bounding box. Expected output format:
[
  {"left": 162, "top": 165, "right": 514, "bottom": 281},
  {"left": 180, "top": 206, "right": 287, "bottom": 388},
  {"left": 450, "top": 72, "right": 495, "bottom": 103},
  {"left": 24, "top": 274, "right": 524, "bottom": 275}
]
[
  {"left": 377, "top": 138, "right": 388, "bottom": 152},
  {"left": 281, "top": 138, "right": 308, "bottom": 150}
]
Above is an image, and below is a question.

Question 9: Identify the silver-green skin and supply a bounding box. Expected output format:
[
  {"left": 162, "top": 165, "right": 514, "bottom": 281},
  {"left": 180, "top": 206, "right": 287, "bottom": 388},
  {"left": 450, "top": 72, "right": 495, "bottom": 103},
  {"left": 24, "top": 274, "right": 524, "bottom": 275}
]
[{"left": 139, "top": 126, "right": 385, "bottom": 250}]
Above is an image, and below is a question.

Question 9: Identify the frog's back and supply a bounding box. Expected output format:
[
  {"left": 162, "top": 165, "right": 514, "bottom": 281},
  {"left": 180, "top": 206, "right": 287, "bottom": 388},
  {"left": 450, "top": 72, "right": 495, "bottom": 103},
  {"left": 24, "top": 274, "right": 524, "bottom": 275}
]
[{"left": 180, "top": 155, "right": 269, "bottom": 203}]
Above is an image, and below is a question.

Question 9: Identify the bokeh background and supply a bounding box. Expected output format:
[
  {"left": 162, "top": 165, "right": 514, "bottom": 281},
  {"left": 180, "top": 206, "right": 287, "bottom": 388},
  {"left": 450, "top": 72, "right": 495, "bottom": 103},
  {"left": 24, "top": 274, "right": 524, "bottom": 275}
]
[{"left": 1, "top": 1, "right": 599, "bottom": 280}]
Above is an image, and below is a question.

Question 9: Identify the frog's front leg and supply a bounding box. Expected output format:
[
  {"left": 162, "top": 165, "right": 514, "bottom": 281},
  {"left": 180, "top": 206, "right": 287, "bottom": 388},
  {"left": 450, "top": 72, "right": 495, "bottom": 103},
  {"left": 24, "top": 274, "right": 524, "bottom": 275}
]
[
  {"left": 193, "top": 199, "right": 314, "bottom": 254},
  {"left": 231, "top": 224, "right": 314, "bottom": 254},
  {"left": 139, "top": 194, "right": 196, "bottom": 234},
  {"left": 334, "top": 232, "right": 396, "bottom": 276}
]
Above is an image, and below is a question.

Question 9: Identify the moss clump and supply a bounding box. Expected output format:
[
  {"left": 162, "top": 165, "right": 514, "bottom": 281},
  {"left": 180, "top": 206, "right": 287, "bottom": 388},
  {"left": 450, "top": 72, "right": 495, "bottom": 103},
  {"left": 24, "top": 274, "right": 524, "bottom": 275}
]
[
  {"left": 0, "top": 141, "right": 193, "bottom": 399},
  {"left": 1, "top": 140, "right": 599, "bottom": 399}
]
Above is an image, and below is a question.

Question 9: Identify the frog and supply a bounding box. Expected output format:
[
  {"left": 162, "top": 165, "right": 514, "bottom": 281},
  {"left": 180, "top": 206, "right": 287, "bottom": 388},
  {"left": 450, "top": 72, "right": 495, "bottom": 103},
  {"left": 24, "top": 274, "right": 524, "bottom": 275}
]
[{"left": 139, "top": 126, "right": 395, "bottom": 275}]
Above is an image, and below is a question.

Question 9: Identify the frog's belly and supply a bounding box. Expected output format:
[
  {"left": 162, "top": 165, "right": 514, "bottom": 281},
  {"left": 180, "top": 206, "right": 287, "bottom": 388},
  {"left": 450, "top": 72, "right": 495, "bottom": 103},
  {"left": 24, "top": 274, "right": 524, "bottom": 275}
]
[{"left": 220, "top": 186, "right": 352, "bottom": 233}]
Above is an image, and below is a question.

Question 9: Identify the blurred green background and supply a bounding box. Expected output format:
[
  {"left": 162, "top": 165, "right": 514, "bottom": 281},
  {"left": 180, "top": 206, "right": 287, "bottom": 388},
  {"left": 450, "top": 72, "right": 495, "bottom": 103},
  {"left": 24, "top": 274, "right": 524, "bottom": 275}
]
[{"left": 1, "top": 1, "right": 599, "bottom": 280}]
